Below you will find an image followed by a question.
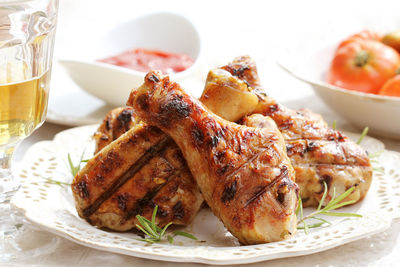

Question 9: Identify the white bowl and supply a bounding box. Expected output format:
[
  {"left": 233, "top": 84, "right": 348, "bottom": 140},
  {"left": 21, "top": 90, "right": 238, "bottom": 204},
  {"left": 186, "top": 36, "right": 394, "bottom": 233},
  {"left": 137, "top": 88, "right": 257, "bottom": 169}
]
[
  {"left": 58, "top": 12, "right": 202, "bottom": 106},
  {"left": 278, "top": 42, "right": 400, "bottom": 140}
]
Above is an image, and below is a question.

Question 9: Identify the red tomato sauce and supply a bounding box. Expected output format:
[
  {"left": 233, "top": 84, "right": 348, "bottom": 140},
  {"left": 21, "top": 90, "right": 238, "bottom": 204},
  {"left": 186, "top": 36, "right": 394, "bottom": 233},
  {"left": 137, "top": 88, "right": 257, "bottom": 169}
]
[{"left": 98, "top": 48, "right": 194, "bottom": 74}]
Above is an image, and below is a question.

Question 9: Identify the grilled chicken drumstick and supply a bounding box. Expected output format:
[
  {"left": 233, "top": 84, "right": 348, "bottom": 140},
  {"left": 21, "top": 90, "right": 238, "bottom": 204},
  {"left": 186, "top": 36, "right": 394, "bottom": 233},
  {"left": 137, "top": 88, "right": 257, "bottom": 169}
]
[
  {"left": 201, "top": 56, "right": 373, "bottom": 207},
  {"left": 72, "top": 121, "right": 203, "bottom": 230},
  {"left": 127, "top": 71, "right": 298, "bottom": 244}
]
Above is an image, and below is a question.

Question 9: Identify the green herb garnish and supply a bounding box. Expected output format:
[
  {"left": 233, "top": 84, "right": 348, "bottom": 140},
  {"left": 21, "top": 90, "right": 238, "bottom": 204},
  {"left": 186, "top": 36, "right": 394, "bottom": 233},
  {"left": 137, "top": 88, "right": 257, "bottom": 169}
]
[
  {"left": 356, "top": 127, "right": 369, "bottom": 145},
  {"left": 136, "top": 205, "right": 197, "bottom": 244},
  {"left": 297, "top": 182, "right": 362, "bottom": 233},
  {"left": 68, "top": 151, "right": 88, "bottom": 177},
  {"left": 40, "top": 151, "right": 88, "bottom": 187},
  {"left": 41, "top": 177, "right": 71, "bottom": 187}
]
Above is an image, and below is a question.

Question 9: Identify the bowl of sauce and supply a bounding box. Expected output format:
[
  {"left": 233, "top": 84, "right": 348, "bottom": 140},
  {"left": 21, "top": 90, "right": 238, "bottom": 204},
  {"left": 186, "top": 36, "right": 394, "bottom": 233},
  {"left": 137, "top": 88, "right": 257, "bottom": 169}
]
[
  {"left": 59, "top": 12, "right": 202, "bottom": 106},
  {"left": 98, "top": 48, "right": 194, "bottom": 74}
]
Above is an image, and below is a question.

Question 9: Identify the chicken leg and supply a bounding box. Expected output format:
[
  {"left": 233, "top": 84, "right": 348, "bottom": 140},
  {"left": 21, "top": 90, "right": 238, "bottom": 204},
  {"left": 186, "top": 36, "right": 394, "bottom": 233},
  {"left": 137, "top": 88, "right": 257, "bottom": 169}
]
[
  {"left": 127, "top": 71, "right": 298, "bottom": 244},
  {"left": 201, "top": 56, "right": 373, "bottom": 207}
]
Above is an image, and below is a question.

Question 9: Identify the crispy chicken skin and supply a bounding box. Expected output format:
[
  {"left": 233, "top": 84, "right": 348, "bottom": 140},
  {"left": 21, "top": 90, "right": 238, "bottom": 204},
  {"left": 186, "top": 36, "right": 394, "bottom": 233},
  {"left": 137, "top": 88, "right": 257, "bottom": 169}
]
[
  {"left": 201, "top": 69, "right": 259, "bottom": 122},
  {"left": 127, "top": 71, "right": 298, "bottom": 244},
  {"left": 201, "top": 56, "right": 373, "bottom": 207},
  {"left": 72, "top": 122, "right": 203, "bottom": 230},
  {"left": 93, "top": 107, "right": 136, "bottom": 153}
]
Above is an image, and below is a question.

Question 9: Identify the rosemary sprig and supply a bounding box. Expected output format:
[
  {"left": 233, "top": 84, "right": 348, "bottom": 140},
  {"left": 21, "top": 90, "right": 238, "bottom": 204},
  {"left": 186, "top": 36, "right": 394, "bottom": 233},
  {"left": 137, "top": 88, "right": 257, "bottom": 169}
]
[
  {"left": 356, "top": 127, "right": 369, "bottom": 145},
  {"left": 68, "top": 151, "right": 88, "bottom": 177},
  {"left": 297, "top": 182, "right": 362, "bottom": 233},
  {"left": 41, "top": 177, "right": 71, "bottom": 187},
  {"left": 136, "top": 205, "right": 197, "bottom": 244},
  {"left": 40, "top": 151, "right": 88, "bottom": 187}
]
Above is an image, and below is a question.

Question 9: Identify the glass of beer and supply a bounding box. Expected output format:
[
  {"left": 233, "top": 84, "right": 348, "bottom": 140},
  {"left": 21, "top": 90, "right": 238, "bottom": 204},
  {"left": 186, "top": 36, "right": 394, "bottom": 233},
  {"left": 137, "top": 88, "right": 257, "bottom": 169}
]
[{"left": 0, "top": 0, "right": 58, "bottom": 260}]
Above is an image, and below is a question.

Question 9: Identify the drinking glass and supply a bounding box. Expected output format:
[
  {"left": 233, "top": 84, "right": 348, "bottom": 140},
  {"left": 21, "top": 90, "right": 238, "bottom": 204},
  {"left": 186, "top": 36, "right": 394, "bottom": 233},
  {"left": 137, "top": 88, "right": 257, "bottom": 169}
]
[{"left": 0, "top": 0, "right": 58, "bottom": 261}]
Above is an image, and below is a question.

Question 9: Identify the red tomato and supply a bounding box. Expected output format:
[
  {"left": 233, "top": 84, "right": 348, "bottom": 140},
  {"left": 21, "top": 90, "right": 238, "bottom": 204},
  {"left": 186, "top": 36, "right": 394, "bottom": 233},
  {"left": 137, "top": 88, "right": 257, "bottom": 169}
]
[
  {"left": 327, "top": 39, "right": 400, "bottom": 94},
  {"left": 379, "top": 74, "right": 400, "bottom": 97},
  {"left": 337, "top": 30, "right": 382, "bottom": 50}
]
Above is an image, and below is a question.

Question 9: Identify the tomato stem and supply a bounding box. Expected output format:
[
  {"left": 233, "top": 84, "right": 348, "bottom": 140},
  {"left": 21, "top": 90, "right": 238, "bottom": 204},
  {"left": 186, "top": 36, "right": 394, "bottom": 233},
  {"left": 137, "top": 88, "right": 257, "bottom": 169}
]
[{"left": 355, "top": 50, "right": 370, "bottom": 67}]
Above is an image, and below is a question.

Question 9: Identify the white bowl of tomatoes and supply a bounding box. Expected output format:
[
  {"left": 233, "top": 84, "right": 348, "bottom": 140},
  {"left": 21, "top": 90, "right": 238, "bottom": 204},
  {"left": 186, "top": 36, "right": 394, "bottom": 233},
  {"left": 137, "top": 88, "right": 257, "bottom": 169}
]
[{"left": 279, "top": 30, "right": 400, "bottom": 140}]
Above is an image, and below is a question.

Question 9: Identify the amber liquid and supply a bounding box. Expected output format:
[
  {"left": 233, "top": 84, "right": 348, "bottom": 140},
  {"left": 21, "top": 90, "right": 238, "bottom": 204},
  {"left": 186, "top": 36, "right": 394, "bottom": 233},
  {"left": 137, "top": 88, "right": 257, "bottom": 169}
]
[{"left": 0, "top": 71, "right": 50, "bottom": 146}]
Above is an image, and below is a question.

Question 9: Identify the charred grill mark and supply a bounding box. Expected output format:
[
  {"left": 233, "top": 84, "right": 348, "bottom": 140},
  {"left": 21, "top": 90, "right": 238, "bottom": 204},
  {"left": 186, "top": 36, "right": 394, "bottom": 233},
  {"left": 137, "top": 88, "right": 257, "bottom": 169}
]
[
  {"left": 100, "top": 134, "right": 109, "bottom": 141},
  {"left": 245, "top": 185, "right": 267, "bottom": 208},
  {"left": 221, "top": 180, "right": 237, "bottom": 204},
  {"left": 147, "top": 125, "right": 164, "bottom": 135},
  {"left": 191, "top": 122, "right": 204, "bottom": 147},
  {"left": 73, "top": 180, "right": 89, "bottom": 199},
  {"left": 233, "top": 65, "right": 250, "bottom": 77},
  {"left": 276, "top": 179, "right": 290, "bottom": 204},
  {"left": 216, "top": 164, "right": 231, "bottom": 176},
  {"left": 117, "top": 193, "right": 130, "bottom": 211},
  {"left": 81, "top": 137, "right": 172, "bottom": 218},
  {"left": 214, "top": 151, "right": 226, "bottom": 161},
  {"left": 173, "top": 201, "right": 185, "bottom": 219},
  {"left": 254, "top": 88, "right": 268, "bottom": 100},
  {"left": 237, "top": 144, "right": 242, "bottom": 154},
  {"left": 136, "top": 94, "right": 150, "bottom": 112},
  {"left": 147, "top": 73, "right": 160, "bottom": 83},
  {"left": 222, "top": 64, "right": 250, "bottom": 79},
  {"left": 159, "top": 94, "right": 192, "bottom": 127},
  {"left": 268, "top": 104, "right": 279, "bottom": 113},
  {"left": 305, "top": 141, "right": 317, "bottom": 153},
  {"left": 117, "top": 109, "right": 134, "bottom": 131},
  {"left": 100, "top": 151, "right": 121, "bottom": 175},
  {"left": 105, "top": 117, "right": 111, "bottom": 131},
  {"left": 123, "top": 183, "right": 165, "bottom": 222},
  {"left": 123, "top": 169, "right": 183, "bottom": 222},
  {"left": 172, "top": 149, "right": 185, "bottom": 162},
  {"left": 244, "top": 165, "right": 289, "bottom": 207},
  {"left": 157, "top": 208, "right": 169, "bottom": 218}
]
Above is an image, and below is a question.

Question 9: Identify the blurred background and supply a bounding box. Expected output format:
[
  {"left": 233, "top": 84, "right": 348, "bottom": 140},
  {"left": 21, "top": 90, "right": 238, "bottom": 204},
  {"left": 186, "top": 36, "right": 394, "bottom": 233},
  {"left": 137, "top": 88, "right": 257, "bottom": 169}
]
[{"left": 47, "top": 0, "right": 400, "bottom": 123}]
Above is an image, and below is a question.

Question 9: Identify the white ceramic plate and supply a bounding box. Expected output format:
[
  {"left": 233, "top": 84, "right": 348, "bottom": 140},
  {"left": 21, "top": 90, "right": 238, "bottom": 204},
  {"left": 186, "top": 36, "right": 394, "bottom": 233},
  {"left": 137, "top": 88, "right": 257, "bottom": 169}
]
[{"left": 11, "top": 125, "right": 400, "bottom": 265}]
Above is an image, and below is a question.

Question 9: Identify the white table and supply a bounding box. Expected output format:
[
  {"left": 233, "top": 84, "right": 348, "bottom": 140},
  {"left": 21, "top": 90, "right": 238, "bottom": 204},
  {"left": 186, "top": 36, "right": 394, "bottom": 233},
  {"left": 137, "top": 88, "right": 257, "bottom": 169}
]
[{"left": 6, "top": 0, "right": 400, "bottom": 265}]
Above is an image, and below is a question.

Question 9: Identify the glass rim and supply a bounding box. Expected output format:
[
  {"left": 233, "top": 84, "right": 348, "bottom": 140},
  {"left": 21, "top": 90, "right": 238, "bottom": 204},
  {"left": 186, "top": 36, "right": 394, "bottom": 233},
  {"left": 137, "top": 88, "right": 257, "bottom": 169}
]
[{"left": 0, "top": 0, "right": 55, "bottom": 6}]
